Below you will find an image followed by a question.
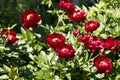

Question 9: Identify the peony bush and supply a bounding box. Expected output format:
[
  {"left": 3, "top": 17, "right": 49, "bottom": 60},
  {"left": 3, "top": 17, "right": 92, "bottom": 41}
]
[{"left": 0, "top": 0, "right": 120, "bottom": 80}]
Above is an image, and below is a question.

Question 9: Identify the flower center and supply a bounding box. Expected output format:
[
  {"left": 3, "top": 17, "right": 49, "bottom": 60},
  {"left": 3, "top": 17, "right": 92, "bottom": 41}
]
[
  {"left": 73, "top": 13, "right": 77, "bottom": 17},
  {"left": 61, "top": 48, "right": 69, "bottom": 53},
  {"left": 99, "top": 61, "right": 108, "bottom": 66},
  {"left": 90, "top": 23, "right": 94, "bottom": 27},
  {"left": 27, "top": 14, "right": 33, "bottom": 20},
  {"left": 7, "top": 34, "right": 13, "bottom": 40},
  {"left": 52, "top": 38, "right": 60, "bottom": 42}
]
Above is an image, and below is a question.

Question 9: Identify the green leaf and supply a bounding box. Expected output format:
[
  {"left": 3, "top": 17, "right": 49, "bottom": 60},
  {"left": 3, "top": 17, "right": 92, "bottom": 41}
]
[
  {"left": 0, "top": 75, "right": 9, "bottom": 80},
  {"left": 66, "top": 73, "right": 71, "bottom": 80},
  {"left": 100, "top": 34, "right": 107, "bottom": 39},
  {"left": 90, "top": 77, "right": 95, "bottom": 80},
  {"left": 95, "top": 73, "right": 105, "bottom": 79},
  {"left": 40, "top": 51, "right": 48, "bottom": 61},
  {"left": 20, "top": 27, "right": 27, "bottom": 40},
  {"left": 84, "top": 50, "right": 89, "bottom": 62},
  {"left": 76, "top": 46, "right": 83, "bottom": 56},
  {"left": 9, "top": 67, "right": 18, "bottom": 80},
  {"left": 82, "top": 5, "right": 88, "bottom": 12},
  {"left": 35, "top": 51, "right": 49, "bottom": 68},
  {"left": 34, "top": 69, "right": 53, "bottom": 80},
  {"left": 3, "top": 65, "right": 11, "bottom": 73},
  {"left": 115, "top": 75, "right": 120, "bottom": 80},
  {"left": 93, "top": 23, "right": 104, "bottom": 36},
  {"left": 26, "top": 30, "right": 34, "bottom": 40},
  {"left": 47, "top": 52, "right": 54, "bottom": 63},
  {"left": 29, "top": 53, "right": 35, "bottom": 61}
]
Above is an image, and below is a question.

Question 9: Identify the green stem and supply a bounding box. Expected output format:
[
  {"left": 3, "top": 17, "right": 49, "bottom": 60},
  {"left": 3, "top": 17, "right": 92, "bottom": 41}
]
[
  {"left": 88, "top": 53, "right": 93, "bottom": 62},
  {"left": 51, "top": 2, "right": 65, "bottom": 31},
  {"left": 91, "top": 53, "right": 100, "bottom": 61}
]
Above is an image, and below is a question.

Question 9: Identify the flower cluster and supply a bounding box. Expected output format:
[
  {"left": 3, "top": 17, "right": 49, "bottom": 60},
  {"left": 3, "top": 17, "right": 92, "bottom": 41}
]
[
  {"left": 1, "top": 10, "right": 42, "bottom": 45},
  {"left": 46, "top": 33, "right": 75, "bottom": 59},
  {"left": 77, "top": 35, "right": 118, "bottom": 74},
  {"left": 58, "top": 0, "right": 119, "bottom": 74},
  {"left": 78, "top": 35, "right": 104, "bottom": 53},
  {"left": 21, "top": 10, "right": 42, "bottom": 29},
  {"left": 78, "top": 35, "right": 120, "bottom": 54},
  {"left": 1, "top": 29, "right": 18, "bottom": 44},
  {"left": 76, "top": 17, "right": 120, "bottom": 74},
  {"left": 0, "top": 1, "right": 119, "bottom": 77},
  {"left": 58, "top": 0, "right": 87, "bottom": 23}
]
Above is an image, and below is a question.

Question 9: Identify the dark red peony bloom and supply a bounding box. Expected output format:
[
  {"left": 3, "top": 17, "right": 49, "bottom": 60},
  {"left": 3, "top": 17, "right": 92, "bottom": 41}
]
[
  {"left": 46, "top": 33, "right": 66, "bottom": 48},
  {"left": 85, "top": 36, "right": 104, "bottom": 53},
  {"left": 58, "top": 0, "right": 75, "bottom": 12},
  {"left": 85, "top": 21, "right": 100, "bottom": 32},
  {"left": 1, "top": 29, "right": 18, "bottom": 44},
  {"left": 78, "top": 35, "right": 104, "bottom": 53},
  {"left": 55, "top": 44, "right": 75, "bottom": 58},
  {"left": 21, "top": 10, "right": 42, "bottom": 29},
  {"left": 78, "top": 34, "right": 91, "bottom": 42},
  {"left": 93, "top": 56, "right": 113, "bottom": 74},
  {"left": 104, "top": 36, "right": 120, "bottom": 51},
  {"left": 68, "top": 10, "right": 87, "bottom": 23},
  {"left": 73, "top": 29, "right": 80, "bottom": 36}
]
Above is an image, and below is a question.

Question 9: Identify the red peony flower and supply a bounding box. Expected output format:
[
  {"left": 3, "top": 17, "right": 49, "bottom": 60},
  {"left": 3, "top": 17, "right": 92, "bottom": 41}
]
[
  {"left": 93, "top": 56, "right": 113, "bottom": 74},
  {"left": 1, "top": 29, "right": 18, "bottom": 44},
  {"left": 21, "top": 10, "right": 42, "bottom": 29},
  {"left": 78, "top": 34, "right": 91, "bottom": 42},
  {"left": 73, "top": 29, "right": 80, "bottom": 36},
  {"left": 55, "top": 44, "right": 75, "bottom": 58},
  {"left": 78, "top": 35, "right": 104, "bottom": 53},
  {"left": 104, "top": 36, "right": 120, "bottom": 51},
  {"left": 85, "top": 36, "right": 104, "bottom": 53},
  {"left": 68, "top": 10, "right": 87, "bottom": 23},
  {"left": 58, "top": 0, "right": 75, "bottom": 12},
  {"left": 85, "top": 21, "right": 100, "bottom": 32},
  {"left": 46, "top": 33, "right": 66, "bottom": 48}
]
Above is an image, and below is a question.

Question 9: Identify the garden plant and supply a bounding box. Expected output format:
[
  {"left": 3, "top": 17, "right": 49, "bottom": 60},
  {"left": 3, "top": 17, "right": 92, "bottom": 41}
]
[{"left": 0, "top": 0, "right": 120, "bottom": 80}]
